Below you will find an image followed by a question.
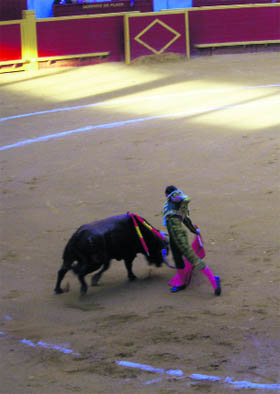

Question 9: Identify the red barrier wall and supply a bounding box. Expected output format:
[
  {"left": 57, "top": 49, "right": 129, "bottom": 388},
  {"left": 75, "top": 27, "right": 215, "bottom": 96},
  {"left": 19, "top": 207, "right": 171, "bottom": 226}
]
[
  {"left": 0, "top": 0, "right": 27, "bottom": 21},
  {"left": 189, "top": 6, "right": 280, "bottom": 50},
  {"left": 126, "top": 13, "right": 187, "bottom": 61},
  {"left": 1, "top": 5, "right": 279, "bottom": 67},
  {"left": 36, "top": 15, "right": 125, "bottom": 61},
  {"left": 0, "top": 23, "right": 22, "bottom": 61}
]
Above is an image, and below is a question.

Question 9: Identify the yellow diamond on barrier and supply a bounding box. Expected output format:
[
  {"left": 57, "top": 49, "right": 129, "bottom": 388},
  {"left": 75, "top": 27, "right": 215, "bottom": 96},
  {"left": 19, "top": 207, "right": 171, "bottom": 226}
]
[{"left": 134, "top": 19, "right": 181, "bottom": 55}]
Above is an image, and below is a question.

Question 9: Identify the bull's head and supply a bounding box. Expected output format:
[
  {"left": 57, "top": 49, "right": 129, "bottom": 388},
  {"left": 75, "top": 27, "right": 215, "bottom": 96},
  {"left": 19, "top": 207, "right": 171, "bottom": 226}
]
[
  {"left": 160, "top": 232, "right": 175, "bottom": 269},
  {"left": 146, "top": 232, "right": 174, "bottom": 268}
]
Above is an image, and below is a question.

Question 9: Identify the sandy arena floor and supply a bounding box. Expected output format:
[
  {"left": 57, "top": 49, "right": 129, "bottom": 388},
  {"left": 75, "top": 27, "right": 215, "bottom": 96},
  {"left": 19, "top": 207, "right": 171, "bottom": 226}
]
[{"left": 0, "top": 52, "right": 280, "bottom": 393}]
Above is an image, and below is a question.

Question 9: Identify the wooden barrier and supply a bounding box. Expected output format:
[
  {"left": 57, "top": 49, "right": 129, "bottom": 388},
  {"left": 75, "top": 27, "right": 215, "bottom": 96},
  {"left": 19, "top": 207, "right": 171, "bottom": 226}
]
[
  {"left": 0, "top": 20, "right": 22, "bottom": 61},
  {"left": 36, "top": 52, "right": 110, "bottom": 63},
  {"left": 195, "top": 40, "right": 280, "bottom": 48},
  {"left": 0, "top": 10, "right": 126, "bottom": 72},
  {"left": 188, "top": 4, "right": 280, "bottom": 54},
  {"left": 0, "top": 4, "right": 279, "bottom": 72},
  {"left": 0, "top": 20, "right": 24, "bottom": 72},
  {"left": 36, "top": 13, "right": 126, "bottom": 62},
  {"left": 21, "top": 10, "right": 38, "bottom": 70}
]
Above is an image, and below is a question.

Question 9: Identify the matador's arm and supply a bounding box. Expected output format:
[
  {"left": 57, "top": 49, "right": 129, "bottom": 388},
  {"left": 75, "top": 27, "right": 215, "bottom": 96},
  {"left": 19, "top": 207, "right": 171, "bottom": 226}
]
[{"left": 183, "top": 216, "right": 198, "bottom": 234}]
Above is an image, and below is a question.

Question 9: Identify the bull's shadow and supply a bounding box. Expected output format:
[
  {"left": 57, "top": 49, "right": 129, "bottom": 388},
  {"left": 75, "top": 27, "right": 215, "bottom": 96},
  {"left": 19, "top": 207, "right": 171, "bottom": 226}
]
[{"left": 62, "top": 267, "right": 170, "bottom": 311}]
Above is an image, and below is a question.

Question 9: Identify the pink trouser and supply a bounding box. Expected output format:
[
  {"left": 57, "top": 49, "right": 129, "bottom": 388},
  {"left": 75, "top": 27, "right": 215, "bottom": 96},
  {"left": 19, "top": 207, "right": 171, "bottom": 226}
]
[
  {"left": 168, "top": 234, "right": 205, "bottom": 287},
  {"left": 201, "top": 266, "right": 219, "bottom": 291}
]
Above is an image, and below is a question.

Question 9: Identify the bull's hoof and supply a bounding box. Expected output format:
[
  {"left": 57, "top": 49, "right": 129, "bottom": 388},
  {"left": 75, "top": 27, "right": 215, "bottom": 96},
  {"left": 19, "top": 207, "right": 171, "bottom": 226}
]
[
  {"left": 91, "top": 277, "right": 99, "bottom": 286},
  {"left": 80, "top": 286, "right": 88, "bottom": 295},
  {"left": 55, "top": 282, "right": 70, "bottom": 294},
  {"left": 54, "top": 288, "right": 64, "bottom": 294},
  {"left": 79, "top": 290, "right": 87, "bottom": 298},
  {"left": 128, "top": 275, "right": 137, "bottom": 281}
]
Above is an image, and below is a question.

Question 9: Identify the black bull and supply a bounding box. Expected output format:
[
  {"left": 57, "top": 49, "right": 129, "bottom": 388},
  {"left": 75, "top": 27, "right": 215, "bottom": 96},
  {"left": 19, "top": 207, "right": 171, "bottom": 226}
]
[{"left": 54, "top": 214, "right": 170, "bottom": 295}]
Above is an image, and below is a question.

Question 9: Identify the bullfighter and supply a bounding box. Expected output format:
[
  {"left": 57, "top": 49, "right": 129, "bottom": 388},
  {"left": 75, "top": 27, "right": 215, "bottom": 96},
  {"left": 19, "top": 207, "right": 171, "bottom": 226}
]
[{"left": 163, "top": 185, "right": 221, "bottom": 295}]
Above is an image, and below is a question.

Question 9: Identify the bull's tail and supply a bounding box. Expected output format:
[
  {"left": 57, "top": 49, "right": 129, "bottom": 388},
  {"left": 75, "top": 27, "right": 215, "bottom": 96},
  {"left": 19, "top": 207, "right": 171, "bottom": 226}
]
[
  {"left": 55, "top": 236, "right": 80, "bottom": 294},
  {"left": 62, "top": 232, "right": 79, "bottom": 264}
]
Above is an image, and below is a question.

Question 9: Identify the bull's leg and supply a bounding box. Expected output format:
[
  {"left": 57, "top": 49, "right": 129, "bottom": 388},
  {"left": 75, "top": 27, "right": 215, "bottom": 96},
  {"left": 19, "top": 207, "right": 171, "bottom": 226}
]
[
  {"left": 77, "top": 264, "right": 93, "bottom": 295},
  {"left": 91, "top": 260, "right": 111, "bottom": 286},
  {"left": 78, "top": 274, "right": 88, "bottom": 295},
  {"left": 124, "top": 258, "right": 137, "bottom": 281},
  {"left": 54, "top": 262, "right": 70, "bottom": 294}
]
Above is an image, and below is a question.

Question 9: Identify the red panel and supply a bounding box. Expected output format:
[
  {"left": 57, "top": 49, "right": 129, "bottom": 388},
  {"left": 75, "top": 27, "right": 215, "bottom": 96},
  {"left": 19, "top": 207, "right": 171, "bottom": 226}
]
[
  {"left": 36, "top": 16, "right": 124, "bottom": 61},
  {"left": 189, "top": 6, "right": 280, "bottom": 49},
  {"left": 0, "top": 0, "right": 27, "bottom": 21},
  {"left": 128, "top": 14, "right": 186, "bottom": 60},
  {"left": 0, "top": 24, "right": 22, "bottom": 61}
]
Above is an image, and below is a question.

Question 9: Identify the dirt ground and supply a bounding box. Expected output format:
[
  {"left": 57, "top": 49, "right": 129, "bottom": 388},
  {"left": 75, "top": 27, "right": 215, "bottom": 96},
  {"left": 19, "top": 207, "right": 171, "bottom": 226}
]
[{"left": 0, "top": 51, "right": 279, "bottom": 394}]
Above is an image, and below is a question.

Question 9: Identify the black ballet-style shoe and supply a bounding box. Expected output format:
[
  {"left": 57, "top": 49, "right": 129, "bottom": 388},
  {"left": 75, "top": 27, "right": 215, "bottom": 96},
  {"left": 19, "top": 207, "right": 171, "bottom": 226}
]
[
  {"left": 170, "top": 285, "right": 186, "bottom": 293},
  {"left": 214, "top": 276, "right": 221, "bottom": 296}
]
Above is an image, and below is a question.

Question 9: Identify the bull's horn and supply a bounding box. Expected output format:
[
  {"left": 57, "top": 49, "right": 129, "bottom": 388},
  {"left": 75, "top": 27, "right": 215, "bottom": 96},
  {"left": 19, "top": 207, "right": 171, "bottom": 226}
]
[
  {"left": 163, "top": 258, "right": 176, "bottom": 269},
  {"left": 161, "top": 248, "right": 175, "bottom": 269},
  {"left": 160, "top": 231, "right": 169, "bottom": 240}
]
